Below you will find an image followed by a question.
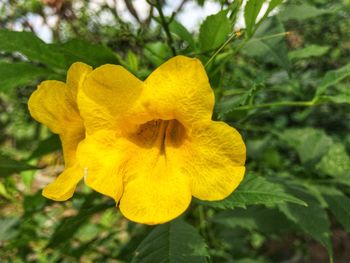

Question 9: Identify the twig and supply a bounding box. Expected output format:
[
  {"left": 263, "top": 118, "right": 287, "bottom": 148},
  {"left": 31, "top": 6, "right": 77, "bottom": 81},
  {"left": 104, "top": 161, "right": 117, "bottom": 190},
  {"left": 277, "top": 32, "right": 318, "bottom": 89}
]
[
  {"left": 205, "top": 30, "right": 242, "bottom": 68},
  {"left": 152, "top": 0, "right": 177, "bottom": 56}
]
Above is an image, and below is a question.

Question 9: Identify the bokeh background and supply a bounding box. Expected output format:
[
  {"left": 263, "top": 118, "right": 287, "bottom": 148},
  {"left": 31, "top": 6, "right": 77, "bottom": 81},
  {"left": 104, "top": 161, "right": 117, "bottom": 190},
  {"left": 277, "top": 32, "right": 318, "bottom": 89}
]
[{"left": 1, "top": 0, "right": 350, "bottom": 262}]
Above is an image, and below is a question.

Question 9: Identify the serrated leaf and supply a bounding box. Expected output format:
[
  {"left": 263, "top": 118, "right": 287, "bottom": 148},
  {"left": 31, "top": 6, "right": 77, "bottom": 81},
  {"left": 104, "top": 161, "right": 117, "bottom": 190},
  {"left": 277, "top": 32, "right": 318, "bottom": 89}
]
[
  {"left": 169, "top": 20, "right": 196, "bottom": 50},
  {"left": 318, "top": 94, "right": 350, "bottom": 105},
  {"left": 279, "top": 3, "right": 336, "bottom": 21},
  {"left": 278, "top": 186, "right": 333, "bottom": 259},
  {"left": 254, "top": 0, "right": 283, "bottom": 29},
  {"left": 316, "top": 62, "right": 350, "bottom": 95},
  {"left": 0, "top": 154, "right": 38, "bottom": 177},
  {"left": 132, "top": 220, "right": 209, "bottom": 263},
  {"left": 199, "top": 10, "right": 232, "bottom": 51},
  {"left": 197, "top": 173, "right": 306, "bottom": 209},
  {"left": 0, "top": 29, "right": 67, "bottom": 69},
  {"left": 28, "top": 135, "right": 61, "bottom": 160},
  {"left": 280, "top": 128, "right": 333, "bottom": 164},
  {"left": 0, "top": 217, "right": 19, "bottom": 241},
  {"left": 243, "top": 16, "right": 289, "bottom": 70},
  {"left": 289, "top": 45, "right": 330, "bottom": 60},
  {"left": 213, "top": 207, "right": 294, "bottom": 234},
  {"left": 323, "top": 190, "right": 350, "bottom": 233},
  {"left": 0, "top": 62, "right": 56, "bottom": 92},
  {"left": 0, "top": 30, "right": 121, "bottom": 70},
  {"left": 50, "top": 38, "right": 119, "bottom": 67},
  {"left": 144, "top": 42, "right": 172, "bottom": 67},
  {"left": 48, "top": 196, "right": 114, "bottom": 248},
  {"left": 316, "top": 143, "right": 350, "bottom": 178},
  {"left": 244, "top": 0, "right": 265, "bottom": 36}
]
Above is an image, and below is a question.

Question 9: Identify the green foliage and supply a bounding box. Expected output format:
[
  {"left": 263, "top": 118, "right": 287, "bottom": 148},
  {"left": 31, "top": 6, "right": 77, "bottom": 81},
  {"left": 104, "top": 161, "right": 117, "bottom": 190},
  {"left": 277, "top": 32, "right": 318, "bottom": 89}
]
[
  {"left": 244, "top": 0, "right": 265, "bottom": 37},
  {"left": 1, "top": 0, "right": 350, "bottom": 262},
  {"left": 0, "top": 62, "right": 55, "bottom": 92},
  {"left": 279, "top": 3, "right": 336, "bottom": 21},
  {"left": 288, "top": 44, "right": 330, "bottom": 60},
  {"left": 0, "top": 154, "right": 38, "bottom": 177},
  {"left": 199, "top": 10, "right": 232, "bottom": 51},
  {"left": 198, "top": 173, "right": 306, "bottom": 209},
  {"left": 278, "top": 186, "right": 333, "bottom": 258},
  {"left": 316, "top": 62, "right": 350, "bottom": 95},
  {"left": 132, "top": 220, "right": 209, "bottom": 263},
  {"left": 281, "top": 128, "right": 333, "bottom": 164},
  {"left": 243, "top": 16, "right": 290, "bottom": 70}
]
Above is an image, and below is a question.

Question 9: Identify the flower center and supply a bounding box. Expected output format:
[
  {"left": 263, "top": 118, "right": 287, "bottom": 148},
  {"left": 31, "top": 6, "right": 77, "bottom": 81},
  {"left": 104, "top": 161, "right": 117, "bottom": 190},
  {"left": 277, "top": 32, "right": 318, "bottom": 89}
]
[{"left": 128, "top": 119, "right": 186, "bottom": 153}]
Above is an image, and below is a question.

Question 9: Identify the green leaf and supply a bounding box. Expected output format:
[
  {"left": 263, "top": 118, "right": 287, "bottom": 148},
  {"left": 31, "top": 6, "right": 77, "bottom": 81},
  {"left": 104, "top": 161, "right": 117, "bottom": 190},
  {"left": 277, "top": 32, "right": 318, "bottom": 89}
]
[
  {"left": 199, "top": 10, "right": 232, "bottom": 51},
  {"left": 0, "top": 29, "right": 67, "bottom": 69},
  {"left": 213, "top": 207, "right": 294, "bottom": 234},
  {"left": 244, "top": 0, "right": 265, "bottom": 37},
  {"left": 280, "top": 128, "right": 333, "bottom": 164},
  {"left": 323, "top": 189, "right": 350, "bottom": 233},
  {"left": 28, "top": 135, "right": 61, "bottom": 160},
  {"left": 0, "top": 62, "right": 56, "bottom": 92},
  {"left": 0, "top": 154, "right": 38, "bottom": 177},
  {"left": 127, "top": 50, "right": 139, "bottom": 72},
  {"left": 0, "top": 217, "right": 19, "bottom": 241},
  {"left": 253, "top": 0, "right": 283, "bottom": 30},
  {"left": 279, "top": 186, "right": 333, "bottom": 259},
  {"left": 317, "top": 94, "right": 350, "bottom": 105},
  {"left": 132, "top": 220, "right": 209, "bottom": 263},
  {"left": 197, "top": 173, "right": 306, "bottom": 209},
  {"left": 144, "top": 42, "right": 172, "bottom": 67},
  {"left": 316, "top": 143, "right": 350, "bottom": 178},
  {"left": 243, "top": 16, "right": 290, "bottom": 70},
  {"left": 48, "top": 196, "right": 114, "bottom": 248},
  {"left": 279, "top": 3, "right": 336, "bottom": 21},
  {"left": 316, "top": 62, "right": 350, "bottom": 95},
  {"left": 265, "top": 0, "right": 283, "bottom": 16},
  {"left": 50, "top": 38, "right": 120, "bottom": 67},
  {"left": 289, "top": 45, "right": 330, "bottom": 60},
  {"left": 169, "top": 20, "right": 196, "bottom": 50}
]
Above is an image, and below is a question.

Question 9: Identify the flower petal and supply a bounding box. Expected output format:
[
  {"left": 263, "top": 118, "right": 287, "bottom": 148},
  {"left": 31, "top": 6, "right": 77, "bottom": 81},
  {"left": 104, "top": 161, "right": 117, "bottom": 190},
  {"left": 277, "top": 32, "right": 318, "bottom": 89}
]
[
  {"left": 77, "top": 64, "right": 143, "bottom": 134},
  {"left": 119, "top": 154, "right": 192, "bottom": 225},
  {"left": 168, "top": 121, "right": 246, "bottom": 201},
  {"left": 77, "top": 130, "right": 126, "bottom": 201},
  {"left": 29, "top": 62, "right": 91, "bottom": 200},
  {"left": 42, "top": 164, "right": 83, "bottom": 201},
  {"left": 142, "top": 56, "right": 215, "bottom": 126},
  {"left": 28, "top": 80, "right": 82, "bottom": 134},
  {"left": 66, "top": 62, "right": 93, "bottom": 101}
]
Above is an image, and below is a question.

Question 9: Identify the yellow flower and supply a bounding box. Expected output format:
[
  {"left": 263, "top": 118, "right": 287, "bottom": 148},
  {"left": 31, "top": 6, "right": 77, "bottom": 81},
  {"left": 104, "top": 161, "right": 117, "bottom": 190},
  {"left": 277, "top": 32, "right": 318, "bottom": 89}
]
[
  {"left": 28, "top": 62, "right": 92, "bottom": 201},
  {"left": 76, "top": 56, "right": 246, "bottom": 224}
]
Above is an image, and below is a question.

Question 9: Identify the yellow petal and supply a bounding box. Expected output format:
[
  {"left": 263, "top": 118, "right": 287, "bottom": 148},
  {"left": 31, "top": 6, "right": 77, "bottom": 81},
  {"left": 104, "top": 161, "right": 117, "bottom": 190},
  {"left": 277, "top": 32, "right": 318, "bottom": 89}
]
[
  {"left": 60, "top": 128, "right": 85, "bottom": 168},
  {"left": 29, "top": 63, "right": 91, "bottom": 200},
  {"left": 76, "top": 130, "right": 126, "bottom": 201},
  {"left": 42, "top": 164, "right": 83, "bottom": 201},
  {"left": 28, "top": 80, "right": 81, "bottom": 134},
  {"left": 168, "top": 121, "right": 246, "bottom": 201},
  {"left": 142, "top": 55, "right": 215, "bottom": 126},
  {"left": 77, "top": 64, "right": 143, "bottom": 135},
  {"left": 66, "top": 62, "right": 93, "bottom": 101},
  {"left": 119, "top": 154, "right": 192, "bottom": 225}
]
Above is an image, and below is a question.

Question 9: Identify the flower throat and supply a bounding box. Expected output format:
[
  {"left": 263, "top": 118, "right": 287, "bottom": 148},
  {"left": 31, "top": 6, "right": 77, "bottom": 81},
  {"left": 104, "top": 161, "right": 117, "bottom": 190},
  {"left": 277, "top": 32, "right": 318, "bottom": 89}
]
[{"left": 129, "top": 119, "right": 186, "bottom": 153}]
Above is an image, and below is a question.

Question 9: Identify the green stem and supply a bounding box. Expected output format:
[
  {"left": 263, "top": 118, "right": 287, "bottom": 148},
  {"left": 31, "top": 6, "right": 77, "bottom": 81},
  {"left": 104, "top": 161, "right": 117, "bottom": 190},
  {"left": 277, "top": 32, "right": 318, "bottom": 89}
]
[
  {"left": 233, "top": 100, "right": 316, "bottom": 111},
  {"left": 205, "top": 31, "right": 239, "bottom": 68},
  {"left": 154, "top": 0, "right": 177, "bottom": 56}
]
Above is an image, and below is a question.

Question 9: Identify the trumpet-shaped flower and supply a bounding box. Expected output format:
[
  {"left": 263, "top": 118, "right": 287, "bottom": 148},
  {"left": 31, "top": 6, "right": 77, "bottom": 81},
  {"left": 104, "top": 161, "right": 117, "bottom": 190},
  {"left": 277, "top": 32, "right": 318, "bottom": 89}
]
[
  {"left": 76, "top": 56, "right": 246, "bottom": 224},
  {"left": 28, "top": 62, "right": 92, "bottom": 201}
]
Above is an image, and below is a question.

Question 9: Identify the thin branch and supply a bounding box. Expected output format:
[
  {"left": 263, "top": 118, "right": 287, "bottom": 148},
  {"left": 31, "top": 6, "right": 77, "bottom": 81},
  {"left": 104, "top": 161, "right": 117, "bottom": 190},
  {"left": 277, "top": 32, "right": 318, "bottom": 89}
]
[
  {"left": 152, "top": 0, "right": 177, "bottom": 56},
  {"left": 125, "top": 0, "right": 141, "bottom": 24},
  {"left": 232, "top": 100, "right": 316, "bottom": 111},
  {"left": 205, "top": 30, "right": 242, "bottom": 68}
]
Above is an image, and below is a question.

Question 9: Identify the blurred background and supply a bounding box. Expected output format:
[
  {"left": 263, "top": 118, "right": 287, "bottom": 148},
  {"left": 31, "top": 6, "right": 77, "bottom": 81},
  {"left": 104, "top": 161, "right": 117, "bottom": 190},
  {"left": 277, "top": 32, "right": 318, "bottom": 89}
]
[{"left": 1, "top": 0, "right": 350, "bottom": 262}]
